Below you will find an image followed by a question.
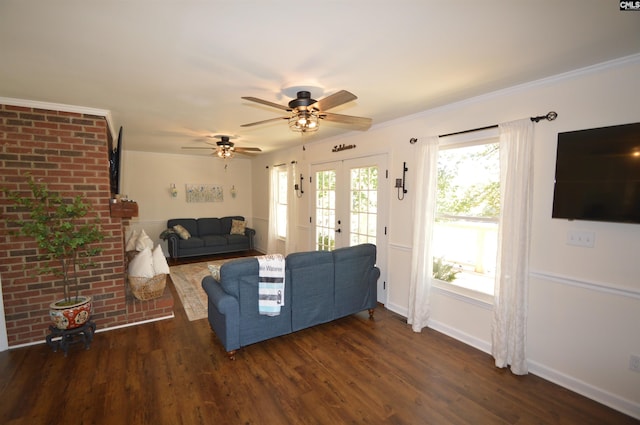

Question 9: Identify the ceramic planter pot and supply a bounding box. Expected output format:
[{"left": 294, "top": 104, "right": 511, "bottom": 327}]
[{"left": 49, "top": 296, "right": 92, "bottom": 330}]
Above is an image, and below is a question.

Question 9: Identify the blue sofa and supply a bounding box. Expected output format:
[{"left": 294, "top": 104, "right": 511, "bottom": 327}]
[
  {"left": 166, "top": 216, "right": 255, "bottom": 260},
  {"left": 201, "top": 243, "right": 380, "bottom": 359}
]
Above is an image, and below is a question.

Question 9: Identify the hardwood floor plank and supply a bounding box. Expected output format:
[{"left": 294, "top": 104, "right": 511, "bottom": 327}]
[{"left": 0, "top": 251, "right": 637, "bottom": 424}]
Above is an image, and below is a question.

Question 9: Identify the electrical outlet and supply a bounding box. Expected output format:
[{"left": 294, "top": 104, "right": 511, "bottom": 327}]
[
  {"left": 566, "top": 230, "right": 595, "bottom": 247},
  {"left": 630, "top": 354, "right": 640, "bottom": 373}
]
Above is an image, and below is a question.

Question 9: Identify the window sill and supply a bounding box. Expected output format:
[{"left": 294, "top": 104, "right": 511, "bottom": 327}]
[{"left": 432, "top": 279, "right": 494, "bottom": 308}]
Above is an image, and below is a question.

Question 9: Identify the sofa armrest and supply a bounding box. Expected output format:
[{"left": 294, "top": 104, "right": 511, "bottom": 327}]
[
  {"left": 244, "top": 227, "right": 256, "bottom": 249},
  {"left": 369, "top": 266, "right": 381, "bottom": 285},
  {"left": 202, "top": 276, "right": 241, "bottom": 352},
  {"left": 166, "top": 233, "right": 180, "bottom": 259},
  {"left": 202, "top": 276, "right": 239, "bottom": 316}
]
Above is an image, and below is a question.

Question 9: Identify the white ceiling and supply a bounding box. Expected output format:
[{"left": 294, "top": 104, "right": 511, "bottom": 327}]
[{"left": 1, "top": 1, "right": 639, "bottom": 157}]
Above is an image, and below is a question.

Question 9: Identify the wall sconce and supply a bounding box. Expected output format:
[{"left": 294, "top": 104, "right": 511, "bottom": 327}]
[
  {"left": 230, "top": 185, "right": 237, "bottom": 198},
  {"left": 170, "top": 183, "right": 178, "bottom": 198},
  {"left": 295, "top": 173, "right": 304, "bottom": 198},
  {"left": 395, "top": 162, "right": 407, "bottom": 200}
]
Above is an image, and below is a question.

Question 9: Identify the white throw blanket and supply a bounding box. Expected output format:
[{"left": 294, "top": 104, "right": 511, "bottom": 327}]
[{"left": 257, "top": 254, "right": 285, "bottom": 316}]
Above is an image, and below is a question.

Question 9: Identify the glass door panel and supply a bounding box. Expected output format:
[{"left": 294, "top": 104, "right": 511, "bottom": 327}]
[{"left": 311, "top": 155, "right": 388, "bottom": 303}]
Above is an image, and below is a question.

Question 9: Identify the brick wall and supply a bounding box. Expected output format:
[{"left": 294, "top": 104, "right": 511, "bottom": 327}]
[{"left": 0, "top": 103, "right": 173, "bottom": 347}]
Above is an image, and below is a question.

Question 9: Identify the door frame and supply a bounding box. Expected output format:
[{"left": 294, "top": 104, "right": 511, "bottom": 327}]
[{"left": 309, "top": 154, "right": 389, "bottom": 305}]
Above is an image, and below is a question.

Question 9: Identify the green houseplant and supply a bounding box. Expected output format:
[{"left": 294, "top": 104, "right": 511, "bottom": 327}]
[
  {"left": 432, "top": 256, "right": 461, "bottom": 283},
  {"left": 3, "top": 175, "right": 105, "bottom": 329}
]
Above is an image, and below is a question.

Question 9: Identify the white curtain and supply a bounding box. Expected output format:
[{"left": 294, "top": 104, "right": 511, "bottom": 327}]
[
  {"left": 266, "top": 167, "right": 279, "bottom": 254},
  {"left": 407, "top": 136, "right": 439, "bottom": 333},
  {"left": 285, "top": 163, "right": 298, "bottom": 255},
  {"left": 491, "top": 118, "right": 534, "bottom": 375}
]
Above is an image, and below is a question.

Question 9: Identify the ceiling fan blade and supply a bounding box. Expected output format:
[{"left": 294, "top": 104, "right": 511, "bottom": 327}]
[
  {"left": 241, "top": 117, "right": 288, "bottom": 127},
  {"left": 242, "top": 96, "right": 290, "bottom": 111},
  {"left": 235, "top": 147, "right": 262, "bottom": 152},
  {"left": 321, "top": 112, "right": 372, "bottom": 130},
  {"left": 234, "top": 150, "right": 259, "bottom": 157},
  {"left": 181, "top": 146, "right": 215, "bottom": 149},
  {"left": 313, "top": 90, "right": 357, "bottom": 111}
]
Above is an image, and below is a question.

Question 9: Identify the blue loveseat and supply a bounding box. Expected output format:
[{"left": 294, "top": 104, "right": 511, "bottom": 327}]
[
  {"left": 201, "top": 243, "right": 380, "bottom": 359},
  {"left": 166, "top": 216, "right": 255, "bottom": 260}
]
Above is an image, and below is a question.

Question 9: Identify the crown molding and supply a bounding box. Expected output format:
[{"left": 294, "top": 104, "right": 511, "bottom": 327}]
[
  {"left": 0, "top": 97, "right": 116, "bottom": 141},
  {"left": 376, "top": 53, "right": 640, "bottom": 130}
]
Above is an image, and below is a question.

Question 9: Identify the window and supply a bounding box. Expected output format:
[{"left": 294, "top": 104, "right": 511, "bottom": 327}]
[
  {"left": 276, "top": 169, "right": 288, "bottom": 239},
  {"left": 433, "top": 140, "right": 499, "bottom": 295},
  {"left": 315, "top": 169, "right": 336, "bottom": 251},
  {"left": 350, "top": 166, "right": 378, "bottom": 246}
]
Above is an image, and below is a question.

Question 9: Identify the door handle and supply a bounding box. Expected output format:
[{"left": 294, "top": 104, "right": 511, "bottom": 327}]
[{"left": 336, "top": 228, "right": 342, "bottom": 233}]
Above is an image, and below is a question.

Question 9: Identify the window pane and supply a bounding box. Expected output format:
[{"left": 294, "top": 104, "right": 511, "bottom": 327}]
[
  {"left": 433, "top": 142, "right": 499, "bottom": 295},
  {"left": 349, "top": 166, "right": 378, "bottom": 248},
  {"left": 276, "top": 170, "right": 287, "bottom": 238},
  {"left": 315, "top": 170, "right": 337, "bottom": 251}
]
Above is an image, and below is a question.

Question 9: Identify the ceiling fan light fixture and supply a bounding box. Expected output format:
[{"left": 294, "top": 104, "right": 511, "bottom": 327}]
[
  {"left": 289, "top": 110, "right": 319, "bottom": 133},
  {"left": 217, "top": 148, "right": 233, "bottom": 159}
]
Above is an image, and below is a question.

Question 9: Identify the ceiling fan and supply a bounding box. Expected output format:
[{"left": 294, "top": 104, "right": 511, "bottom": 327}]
[
  {"left": 241, "top": 90, "right": 372, "bottom": 132},
  {"left": 182, "top": 135, "right": 262, "bottom": 159}
]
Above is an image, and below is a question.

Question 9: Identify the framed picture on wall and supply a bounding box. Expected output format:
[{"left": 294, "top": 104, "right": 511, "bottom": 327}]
[{"left": 185, "top": 184, "right": 223, "bottom": 203}]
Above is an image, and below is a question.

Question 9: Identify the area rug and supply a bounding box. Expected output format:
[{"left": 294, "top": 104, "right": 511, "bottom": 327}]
[{"left": 170, "top": 260, "right": 229, "bottom": 321}]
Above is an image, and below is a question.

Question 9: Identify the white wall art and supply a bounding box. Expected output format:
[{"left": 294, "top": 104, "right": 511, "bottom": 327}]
[{"left": 185, "top": 184, "right": 223, "bottom": 203}]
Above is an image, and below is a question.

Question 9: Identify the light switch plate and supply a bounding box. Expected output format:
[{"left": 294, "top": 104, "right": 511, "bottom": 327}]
[{"left": 567, "top": 230, "right": 595, "bottom": 247}]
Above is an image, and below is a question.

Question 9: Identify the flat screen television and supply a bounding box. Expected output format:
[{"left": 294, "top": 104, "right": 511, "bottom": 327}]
[{"left": 552, "top": 122, "right": 640, "bottom": 224}]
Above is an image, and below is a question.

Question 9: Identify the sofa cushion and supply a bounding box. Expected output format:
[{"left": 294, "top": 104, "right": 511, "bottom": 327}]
[
  {"left": 178, "top": 237, "right": 205, "bottom": 249},
  {"left": 332, "top": 243, "right": 377, "bottom": 318},
  {"left": 230, "top": 219, "right": 246, "bottom": 235},
  {"left": 125, "top": 229, "right": 139, "bottom": 251},
  {"left": 128, "top": 247, "right": 154, "bottom": 278},
  {"left": 152, "top": 244, "right": 171, "bottom": 275},
  {"left": 238, "top": 272, "right": 292, "bottom": 347},
  {"left": 135, "top": 229, "right": 155, "bottom": 250},
  {"left": 226, "top": 234, "right": 248, "bottom": 245},
  {"left": 208, "top": 264, "right": 222, "bottom": 281},
  {"left": 168, "top": 219, "right": 198, "bottom": 238},
  {"left": 198, "top": 218, "right": 222, "bottom": 236},
  {"left": 286, "top": 250, "right": 335, "bottom": 331},
  {"left": 173, "top": 225, "right": 191, "bottom": 239},
  {"left": 202, "top": 235, "right": 227, "bottom": 247},
  {"left": 219, "top": 257, "right": 259, "bottom": 298},
  {"left": 221, "top": 216, "right": 244, "bottom": 235}
]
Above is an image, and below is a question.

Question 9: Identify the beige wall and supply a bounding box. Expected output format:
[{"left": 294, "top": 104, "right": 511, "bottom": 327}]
[
  {"left": 249, "top": 55, "right": 640, "bottom": 417},
  {"left": 122, "top": 151, "right": 253, "bottom": 254},
  {"left": 121, "top": 55, "right": 640, "bottom": 417}
]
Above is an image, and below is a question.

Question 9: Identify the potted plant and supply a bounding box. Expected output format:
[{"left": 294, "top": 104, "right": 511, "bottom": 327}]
[
  {"left": 3, "top": 175, "right": 105, "bottom": 330},
  {"left": 432, "top": 256, "right": 461, "bottom": 283}
]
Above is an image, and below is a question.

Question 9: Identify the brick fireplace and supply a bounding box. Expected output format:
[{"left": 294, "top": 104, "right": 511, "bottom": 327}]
[{"left": 0, "top": 102, "right": 173, "bottom": 347}]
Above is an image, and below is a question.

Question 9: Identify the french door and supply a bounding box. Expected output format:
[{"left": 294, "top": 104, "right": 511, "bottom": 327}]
[{"left": 310, "top": 155, "right": 388, "bottom": 303}]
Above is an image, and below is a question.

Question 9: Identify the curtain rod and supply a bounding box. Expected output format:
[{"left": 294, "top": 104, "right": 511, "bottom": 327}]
[
  {"left": 266, "top": 161, "right": 298, "bottom": 169},
  {"left": 265, "top": 162, "right": 288, "bottom": 169},
  {"left": 438, "top": 111, "right": 558, "bottom": 138}
]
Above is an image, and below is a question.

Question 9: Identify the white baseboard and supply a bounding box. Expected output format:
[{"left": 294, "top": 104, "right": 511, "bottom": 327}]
[
  {"left": 384, "top": 302, "right": 408, "bottom": 318},
  {"left": 528, "top": 360, "right": 640, "bottom": 420},
  {"left": 381, "top": 305, "right": 639, "bottom": 420},
  {"left": 7, "top": 314, "right": 175, "bottom": 350},
  {"left": 427, "top": 318, "right": 492, "bottom": 354}
]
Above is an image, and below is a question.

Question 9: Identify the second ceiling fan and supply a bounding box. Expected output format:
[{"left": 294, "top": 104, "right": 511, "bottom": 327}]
[
  {"left": 182, "top": 135, "right": 261, "bottom": 159},
  {"left": 241, "top": 90, "right": 372, "bottom": 133}
]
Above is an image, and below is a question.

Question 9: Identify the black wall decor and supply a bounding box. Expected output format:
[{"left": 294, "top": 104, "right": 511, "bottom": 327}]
[{"left": 109, "top": 126, "right": 123, "bottom": 196}]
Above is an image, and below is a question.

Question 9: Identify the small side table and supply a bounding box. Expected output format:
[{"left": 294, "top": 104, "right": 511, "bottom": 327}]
[{"left": 46, "top": 320, "right": 96, "bottom": 357}]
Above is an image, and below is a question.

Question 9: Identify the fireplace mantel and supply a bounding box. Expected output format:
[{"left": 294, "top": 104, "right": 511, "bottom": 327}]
[{"left": 110, "top": 200, "right": 138, "bottom": 218}]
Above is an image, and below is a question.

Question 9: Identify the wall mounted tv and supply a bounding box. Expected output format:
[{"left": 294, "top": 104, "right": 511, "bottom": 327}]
[{"left": 552, "top": 122, "right": 640, "bottom": 224}]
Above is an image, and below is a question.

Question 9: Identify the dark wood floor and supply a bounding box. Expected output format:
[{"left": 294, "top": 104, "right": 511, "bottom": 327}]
[{"left": 0, "top": 251, "right": 637, "bottom": 425}]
